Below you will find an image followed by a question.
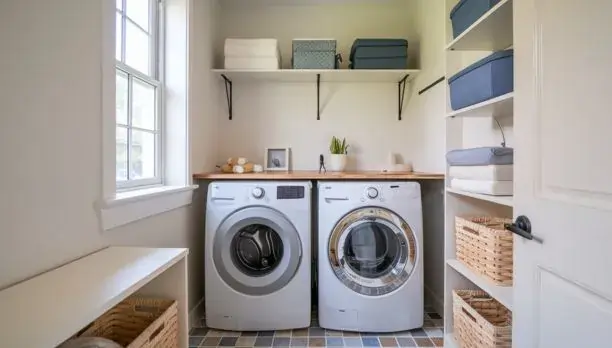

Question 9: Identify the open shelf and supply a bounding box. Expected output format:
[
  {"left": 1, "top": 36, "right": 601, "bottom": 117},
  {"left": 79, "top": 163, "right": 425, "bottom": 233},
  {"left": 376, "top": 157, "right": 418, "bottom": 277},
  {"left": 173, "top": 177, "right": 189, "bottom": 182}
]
[
  {"left": 446, "top": 0, "right": 513, "bottom": 51},
  {"left": 0, "top": 247, "right": 188, "bottom": 348},
  {"left": 447, "top": 259, "right": 513, "bottom": 310},
  {"left": 446, "top": 187, "right": 513, "bottom": 207},
  {"left": 446, "top": 93, "right": 514, "bottom": 118},
  {"left": 212, "top": 69, "right": 420, "bottom": 83},
  {"left": 444, "top": 333, "right": 458, "bottom": 348}
]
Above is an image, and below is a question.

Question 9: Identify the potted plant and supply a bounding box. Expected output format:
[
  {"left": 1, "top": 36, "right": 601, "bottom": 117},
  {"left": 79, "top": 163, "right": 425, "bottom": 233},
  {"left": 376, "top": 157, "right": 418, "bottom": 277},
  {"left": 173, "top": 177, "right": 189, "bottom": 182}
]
[{"left": 329, "top": 136, "right": 349, "bottom": 172}]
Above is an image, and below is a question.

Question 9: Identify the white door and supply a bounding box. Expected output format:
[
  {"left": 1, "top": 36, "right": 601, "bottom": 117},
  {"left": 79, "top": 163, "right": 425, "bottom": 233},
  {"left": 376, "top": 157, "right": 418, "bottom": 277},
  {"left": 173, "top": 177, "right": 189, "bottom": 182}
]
[{"left": 514, "top": 0, "right": 612, "bottom": 347}]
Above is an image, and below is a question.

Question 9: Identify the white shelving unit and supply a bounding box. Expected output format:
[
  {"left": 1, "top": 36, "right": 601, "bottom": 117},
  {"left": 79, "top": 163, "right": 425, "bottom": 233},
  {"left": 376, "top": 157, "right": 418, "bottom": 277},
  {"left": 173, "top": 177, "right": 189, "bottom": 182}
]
[
  {"left": 0, "top": 247, "right": 189, "bottom": 348},
  {"left": 446, "top": 187, "right": 513, "bottom": 207},
  {"left": 443, "top": 1, "right": 515, "bottom": 346},
  {"left": 446, "top": 0, "right": 513, "bottom": 51},
  {"left": 446, "top": 92, "right": 514, "bottom": 118},
  {"left": 447, "top": 259, "right": 513, "bottom": 310},
  {"left": 212, "top": 69, "right": 420, "bottom": 83}
]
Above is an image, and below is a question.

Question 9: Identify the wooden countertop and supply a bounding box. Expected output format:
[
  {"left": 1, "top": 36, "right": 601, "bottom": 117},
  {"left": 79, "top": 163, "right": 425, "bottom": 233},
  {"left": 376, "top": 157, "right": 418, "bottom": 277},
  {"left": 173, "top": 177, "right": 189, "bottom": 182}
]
[{"left": 193, "top": 170, "right": 444, "bottom": 180}]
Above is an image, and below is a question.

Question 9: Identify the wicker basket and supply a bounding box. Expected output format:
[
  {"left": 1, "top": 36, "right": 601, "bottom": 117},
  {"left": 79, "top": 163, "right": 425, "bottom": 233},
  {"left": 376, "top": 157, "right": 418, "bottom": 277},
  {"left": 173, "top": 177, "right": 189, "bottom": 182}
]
[
  {"left": 78, "top": 297, "right": 178, "bottom": 348},
  {"left": 455, "top": 216, "right": 514, "bottom": 286},
  {"left": 453, "top": 290, "right": 512, "bottom": 348}
]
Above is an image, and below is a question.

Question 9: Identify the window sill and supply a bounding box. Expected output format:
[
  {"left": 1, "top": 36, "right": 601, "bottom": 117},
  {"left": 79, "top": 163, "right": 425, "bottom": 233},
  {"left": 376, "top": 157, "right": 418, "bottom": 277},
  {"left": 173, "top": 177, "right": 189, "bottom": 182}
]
[{"left": 99, "top": 185, "right": 198, "bottom": 231}]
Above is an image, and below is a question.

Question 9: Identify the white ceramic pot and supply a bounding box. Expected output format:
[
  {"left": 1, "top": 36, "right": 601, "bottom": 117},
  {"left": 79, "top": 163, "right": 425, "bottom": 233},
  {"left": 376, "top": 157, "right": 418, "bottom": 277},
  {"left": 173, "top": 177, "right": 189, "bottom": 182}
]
[{"left": 328, "top": 154, "right": 348, "bottom": 172}]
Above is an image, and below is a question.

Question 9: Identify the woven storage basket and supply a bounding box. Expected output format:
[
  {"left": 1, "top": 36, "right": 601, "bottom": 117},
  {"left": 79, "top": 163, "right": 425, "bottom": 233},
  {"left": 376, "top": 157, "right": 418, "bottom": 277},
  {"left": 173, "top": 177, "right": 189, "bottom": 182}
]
[
  {"left": 78, "top": 297, "right": 178, "bottom": 348},
  {"left": 453, "top": 290, "right": 512, "bottom": 348},
  {"left": 455, "top": 216, "right": 514, "bottom": 286}
]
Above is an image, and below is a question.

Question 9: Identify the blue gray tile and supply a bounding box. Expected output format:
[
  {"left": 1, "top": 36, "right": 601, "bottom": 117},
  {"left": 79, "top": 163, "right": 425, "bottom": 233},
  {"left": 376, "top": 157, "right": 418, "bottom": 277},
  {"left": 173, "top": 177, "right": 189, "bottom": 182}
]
[
  {"left": 189, "top": 336, "right": 203, "bottom": 347},
  {"left": 362, "top": 337, "right": 380, "bottom": 347},
  {"left": 326, "top": 337, "right": 344, "bottom": 346}
]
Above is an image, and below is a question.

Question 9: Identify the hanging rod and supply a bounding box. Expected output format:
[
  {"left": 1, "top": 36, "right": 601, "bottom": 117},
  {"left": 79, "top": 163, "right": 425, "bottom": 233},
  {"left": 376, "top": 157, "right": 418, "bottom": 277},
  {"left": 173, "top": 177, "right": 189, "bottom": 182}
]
[{"left": 418, "top": 76, "right": 445, "bottom": 96}]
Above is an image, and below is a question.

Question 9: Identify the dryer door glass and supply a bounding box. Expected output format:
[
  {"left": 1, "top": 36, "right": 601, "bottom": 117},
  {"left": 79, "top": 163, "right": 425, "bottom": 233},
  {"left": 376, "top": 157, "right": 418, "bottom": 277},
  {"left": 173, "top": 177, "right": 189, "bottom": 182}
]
[
  {"left": 231, "top": 224, "right": 284, "bottom": 277},
  {"left": 328, "top": 207, "right": 417, "bottom": 296},
  {"left": 343, "top": 221, "right": 399, "bottom": 279},
  {"left": 213, "top": 206, "right": 302, "bottom": 296}
]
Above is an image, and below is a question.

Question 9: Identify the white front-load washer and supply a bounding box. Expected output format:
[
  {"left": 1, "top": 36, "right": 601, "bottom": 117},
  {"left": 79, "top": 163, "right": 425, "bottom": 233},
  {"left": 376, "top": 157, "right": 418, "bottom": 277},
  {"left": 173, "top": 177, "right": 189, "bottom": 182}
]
[
  {"left": 205, "top": 181, "right": 311, "bottom": 331},
  {"left": 318, "top": 181, "right": 423, "bottom": 332}
]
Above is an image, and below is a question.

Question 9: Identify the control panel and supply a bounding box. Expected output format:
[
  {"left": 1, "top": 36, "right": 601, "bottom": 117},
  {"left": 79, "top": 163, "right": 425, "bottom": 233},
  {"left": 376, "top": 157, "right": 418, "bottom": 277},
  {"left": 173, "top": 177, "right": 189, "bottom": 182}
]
[{"left": 277, "top": 186, "right": 305, "bottom": 199}]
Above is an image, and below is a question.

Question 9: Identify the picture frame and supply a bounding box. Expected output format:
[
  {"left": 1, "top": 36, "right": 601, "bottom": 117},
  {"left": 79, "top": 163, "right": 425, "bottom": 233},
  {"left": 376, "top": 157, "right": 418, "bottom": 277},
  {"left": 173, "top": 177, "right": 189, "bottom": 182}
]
[{"left": 264, "top": 148, "right": 290, "bottom": 171}]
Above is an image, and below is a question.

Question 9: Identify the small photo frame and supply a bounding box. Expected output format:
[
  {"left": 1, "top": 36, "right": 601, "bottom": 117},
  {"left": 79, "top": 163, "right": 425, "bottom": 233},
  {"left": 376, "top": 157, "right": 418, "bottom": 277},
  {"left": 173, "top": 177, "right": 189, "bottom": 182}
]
[{"left": 265, "top": 148, "right": 290, "bottom": 171}]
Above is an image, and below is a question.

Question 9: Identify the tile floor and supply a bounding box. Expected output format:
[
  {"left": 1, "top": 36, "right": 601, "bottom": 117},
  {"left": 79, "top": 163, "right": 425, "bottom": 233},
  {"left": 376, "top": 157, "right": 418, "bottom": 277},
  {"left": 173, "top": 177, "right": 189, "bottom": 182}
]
[{"left": 189, "top": 308, "right": 444, "bottom": 347}]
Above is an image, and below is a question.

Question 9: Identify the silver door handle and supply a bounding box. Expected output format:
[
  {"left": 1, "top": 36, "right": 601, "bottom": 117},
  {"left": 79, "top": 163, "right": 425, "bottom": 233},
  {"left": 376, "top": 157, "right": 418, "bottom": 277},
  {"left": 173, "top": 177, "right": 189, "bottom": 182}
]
[{"left": 212, "top": 197, "right": 235, "bottom": 201}]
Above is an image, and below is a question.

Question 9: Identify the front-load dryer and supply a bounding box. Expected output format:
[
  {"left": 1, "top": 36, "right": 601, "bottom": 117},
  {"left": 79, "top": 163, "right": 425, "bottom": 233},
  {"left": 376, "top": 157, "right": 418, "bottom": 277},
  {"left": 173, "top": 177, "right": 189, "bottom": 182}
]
[
  {"left": 318, "top": 181, "right": 423, "bottom": 332},
  {"left": 205, "top": 181, "right": 311, "bottom": 331}
]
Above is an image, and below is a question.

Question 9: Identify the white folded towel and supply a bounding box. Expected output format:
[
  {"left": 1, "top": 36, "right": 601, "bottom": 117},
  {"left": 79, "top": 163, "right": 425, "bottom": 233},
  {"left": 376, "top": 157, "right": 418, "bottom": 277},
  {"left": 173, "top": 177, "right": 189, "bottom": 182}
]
[
  {"left": 224, "top": 38, "right": 279, "bottom": 57},
  {"left": 449, "top": 165, "right": 513, "bottom": 181},
  {"left": 451, "top": 178, "right": 513, "bottom": 196},
  {"left": 224, "top": 57, "right": 280, "bottom": 70}
]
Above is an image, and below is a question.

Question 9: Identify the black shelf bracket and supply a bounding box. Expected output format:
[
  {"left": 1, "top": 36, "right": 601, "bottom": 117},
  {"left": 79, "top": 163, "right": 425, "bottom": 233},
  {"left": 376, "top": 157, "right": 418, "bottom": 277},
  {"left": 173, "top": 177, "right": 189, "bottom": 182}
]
[
  {"left": 418, "top": 76, "right": 445, "bottom": 96},
  {"left": 221, "top": 74, "right": 233, "bottom": 120},
  {"left": 316, "top": 73, "right": 321, "bottom": 120},
  {"left": 398, "top": 74, "right": 409, "bottom": 121}
]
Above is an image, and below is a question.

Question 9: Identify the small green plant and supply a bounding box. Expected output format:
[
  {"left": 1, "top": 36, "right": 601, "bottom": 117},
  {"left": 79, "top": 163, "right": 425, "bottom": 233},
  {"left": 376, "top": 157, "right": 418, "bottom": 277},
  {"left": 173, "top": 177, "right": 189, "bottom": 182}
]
[{"left": 330, "top": 136, "right": 349, "bottom": 155}]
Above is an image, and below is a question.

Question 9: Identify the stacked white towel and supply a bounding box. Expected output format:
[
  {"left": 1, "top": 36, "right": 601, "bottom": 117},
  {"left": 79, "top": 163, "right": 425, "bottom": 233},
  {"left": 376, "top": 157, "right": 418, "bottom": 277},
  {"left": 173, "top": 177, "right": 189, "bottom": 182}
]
[
  {"left": 449, "top": 165, "right": 513, "bottom": 196},
  {"left": 224, "top": 39, "right": 281, "bottom": 70}
]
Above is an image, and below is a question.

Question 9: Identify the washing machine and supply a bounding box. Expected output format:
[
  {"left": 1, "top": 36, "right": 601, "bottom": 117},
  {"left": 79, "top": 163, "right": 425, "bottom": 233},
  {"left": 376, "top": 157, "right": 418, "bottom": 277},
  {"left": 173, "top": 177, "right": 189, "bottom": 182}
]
[
  {"left": 318, "top": 181, "right": 423, "bottom": 332},
  {"left": 205, "top": 181, "right": 311, "bottom": 331}
]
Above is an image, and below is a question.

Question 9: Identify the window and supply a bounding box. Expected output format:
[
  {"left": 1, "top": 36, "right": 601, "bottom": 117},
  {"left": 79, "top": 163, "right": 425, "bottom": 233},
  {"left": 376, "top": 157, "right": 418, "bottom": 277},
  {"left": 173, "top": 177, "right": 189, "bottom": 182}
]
[{"left": 115, "top": 0, "right": 163, "bottom": 189}]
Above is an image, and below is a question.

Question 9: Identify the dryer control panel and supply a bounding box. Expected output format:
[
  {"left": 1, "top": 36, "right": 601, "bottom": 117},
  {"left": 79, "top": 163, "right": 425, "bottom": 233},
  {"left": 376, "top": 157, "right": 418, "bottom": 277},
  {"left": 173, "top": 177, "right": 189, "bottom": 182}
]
[{"left": 277, "top": 186, "right": 305, "bottom": 199}]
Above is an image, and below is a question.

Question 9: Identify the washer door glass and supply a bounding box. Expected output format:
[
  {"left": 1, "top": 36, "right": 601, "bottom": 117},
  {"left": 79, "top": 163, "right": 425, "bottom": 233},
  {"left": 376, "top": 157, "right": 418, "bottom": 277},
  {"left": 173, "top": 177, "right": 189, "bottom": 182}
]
[
  {"left": 214, "top": 206, "right": 302, "bottom": 296},
  {"left": 328, "top": 207, "right": 417, "bottom": 296},
  {"left": 231, "top": 224, "right": 284, "bottom": 277}
]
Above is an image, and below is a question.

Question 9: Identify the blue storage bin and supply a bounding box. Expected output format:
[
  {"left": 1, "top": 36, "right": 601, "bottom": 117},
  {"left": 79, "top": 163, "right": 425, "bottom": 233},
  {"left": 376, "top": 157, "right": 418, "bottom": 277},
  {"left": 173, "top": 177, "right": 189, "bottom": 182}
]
[
  {"left": 448, "top": 50, "right": 513, "bottom": 110},
  {"left": 350, "top": 57, "right": 407, "bottom": 70},
  {"left": 292, "top": 39, "right": 337, "bottom": 69},
  {"left": 450, "top": 0, "right": 501, "bottom": 38}
]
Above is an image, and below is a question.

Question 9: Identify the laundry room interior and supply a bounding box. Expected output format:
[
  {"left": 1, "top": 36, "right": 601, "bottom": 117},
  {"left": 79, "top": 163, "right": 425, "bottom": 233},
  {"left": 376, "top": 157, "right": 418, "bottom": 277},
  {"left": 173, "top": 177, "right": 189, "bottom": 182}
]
[{"left": 2, "top": 0, "right": 543, "bottom": 346}]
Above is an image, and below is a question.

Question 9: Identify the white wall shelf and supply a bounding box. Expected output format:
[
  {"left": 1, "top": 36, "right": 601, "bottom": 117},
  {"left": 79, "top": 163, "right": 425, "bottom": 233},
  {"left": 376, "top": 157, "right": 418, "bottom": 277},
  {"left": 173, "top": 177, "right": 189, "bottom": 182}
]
[
  {"left": 444, "top": 333, "right": 458, "bottom": 348},
  {"left": 0, "top": 247, "right": 189, "bottom": 348},
  {"left": 446, "top": 187, "right": 513, "bottom": 207},
  {"left": 446, "top": 93, "right": 514, "bottom": 118},
  {"left": 447, "top": 259, "right": 513, "bottom": 311},
  {"left": 212, "top": 69, "right": 420, "bottom": 83},
  {"left": 446, "top": 0, "right": 513, "bottom": 51},
  {"left": 213, "top": 69, "right": 420, "bottom": 121}
]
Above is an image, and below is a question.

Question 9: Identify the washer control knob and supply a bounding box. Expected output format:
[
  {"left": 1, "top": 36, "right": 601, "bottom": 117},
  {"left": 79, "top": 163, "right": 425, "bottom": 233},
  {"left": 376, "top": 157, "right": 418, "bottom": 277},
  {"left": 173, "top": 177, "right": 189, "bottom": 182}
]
[
  {"left": 366, "top": 187, "right": 379, "bottom": 199},
  {"left": 252, "top": 187, "right": 265, "bottom": 199}
]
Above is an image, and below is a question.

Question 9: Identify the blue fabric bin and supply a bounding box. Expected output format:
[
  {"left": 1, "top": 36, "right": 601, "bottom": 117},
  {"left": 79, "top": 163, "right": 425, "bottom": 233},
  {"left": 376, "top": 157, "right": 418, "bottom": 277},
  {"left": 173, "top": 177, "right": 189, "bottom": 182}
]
[
  {"left": 292, "top": 39, "right": 337, "bottom": 69},
  {"left": 349, "top": 39, "right": 408, "bottom": 69},
  {"left": 450, "top": 0, "right": 501, "bottom": 38},
  {"left": 448, "top": 50, "right": 514, "bottom": 110},
  {"left": 350, "top": 57, "right": 407, "bottom": 70}
]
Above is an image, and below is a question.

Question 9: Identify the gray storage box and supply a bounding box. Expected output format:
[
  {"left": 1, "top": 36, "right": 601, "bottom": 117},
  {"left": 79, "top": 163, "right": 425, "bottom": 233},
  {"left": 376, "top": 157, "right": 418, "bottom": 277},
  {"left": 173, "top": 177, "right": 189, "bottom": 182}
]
[
  {"left": 349, "top": 39, "right": 408, "bottom": 69},
  {"left": 450, "top": 0, "right": 501, "bottom": 38},
  {"left": 350, "top": 57, "right": 407, "bottom": 70},
  {"left": 292, "top": 39, "right": 337, "bottom": 69}
]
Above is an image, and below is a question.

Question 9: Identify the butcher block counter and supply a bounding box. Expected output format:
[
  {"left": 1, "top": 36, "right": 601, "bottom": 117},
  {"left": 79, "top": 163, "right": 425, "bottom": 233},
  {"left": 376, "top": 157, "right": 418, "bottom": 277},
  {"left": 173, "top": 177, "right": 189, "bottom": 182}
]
[{"left": 193, "top": 170, "right": 444, "bottom": 180}]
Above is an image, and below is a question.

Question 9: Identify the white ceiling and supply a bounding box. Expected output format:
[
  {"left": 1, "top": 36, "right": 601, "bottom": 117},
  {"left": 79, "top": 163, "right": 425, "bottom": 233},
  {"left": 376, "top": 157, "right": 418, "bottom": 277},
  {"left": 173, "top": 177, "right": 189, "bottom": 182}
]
[{"left": 219, "top": 0, "right": 407, "bottom": 7}]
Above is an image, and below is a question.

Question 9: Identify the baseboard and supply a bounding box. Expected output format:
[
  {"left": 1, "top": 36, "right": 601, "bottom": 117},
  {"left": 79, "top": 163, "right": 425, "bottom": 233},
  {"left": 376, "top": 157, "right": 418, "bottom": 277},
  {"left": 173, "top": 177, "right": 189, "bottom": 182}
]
[
  {"left": 424, "top": 284, "right": 444, "bottom": 317},
  {"left": 189, "top": 297, "right": 205, "bottom": 329}
]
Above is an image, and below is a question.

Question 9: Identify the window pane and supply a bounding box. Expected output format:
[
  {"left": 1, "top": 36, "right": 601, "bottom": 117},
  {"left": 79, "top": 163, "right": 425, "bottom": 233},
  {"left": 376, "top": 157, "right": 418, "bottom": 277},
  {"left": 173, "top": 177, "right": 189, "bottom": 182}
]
[
  {"left": 116, "top": 127, "right": 128, "bottom": 181},
  {"left": 116, "top": 71, "right": 128, "bottom": 125},
  {"left": 126, "top": 0, "right": 150, "bottom": 31},
  {"left": 125, "top": 21, "right": 150, "bottom": 75},
  {"left": 116, "top": 0, "right": 123, "bottom": 11},
  {"left": 116, "top": 12, "right": 122, "bottom": 61},
  {"left": 130, "top": 130, "right": 156, "bottom": 179},
  {"left": 132, "top": 78, "right": 156, "bottom": 130}
]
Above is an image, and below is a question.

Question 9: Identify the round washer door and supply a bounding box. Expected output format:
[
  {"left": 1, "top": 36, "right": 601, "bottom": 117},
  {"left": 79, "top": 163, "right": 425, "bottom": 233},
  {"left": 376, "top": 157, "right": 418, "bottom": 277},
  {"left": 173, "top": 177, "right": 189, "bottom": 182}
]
[
  {"left": 328, "top": 207, "right": 417, "bottom": 296},
  {"left": 213, "top": 206, "right": 302, "bottom": 296}
]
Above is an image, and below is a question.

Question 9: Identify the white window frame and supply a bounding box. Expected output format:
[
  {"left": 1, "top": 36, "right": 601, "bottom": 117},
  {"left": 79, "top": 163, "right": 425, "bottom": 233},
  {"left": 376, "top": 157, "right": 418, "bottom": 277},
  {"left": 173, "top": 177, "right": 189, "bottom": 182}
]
[{"left": 115, "top": 0, "right": 165, "bottom": 191}]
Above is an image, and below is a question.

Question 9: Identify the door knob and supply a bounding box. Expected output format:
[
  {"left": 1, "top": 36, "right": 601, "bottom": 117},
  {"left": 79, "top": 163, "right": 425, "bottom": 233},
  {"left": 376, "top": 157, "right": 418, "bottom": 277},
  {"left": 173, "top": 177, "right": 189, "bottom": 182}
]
[{"left": 505, "top": 215, "right": 544, "bottom": 244}]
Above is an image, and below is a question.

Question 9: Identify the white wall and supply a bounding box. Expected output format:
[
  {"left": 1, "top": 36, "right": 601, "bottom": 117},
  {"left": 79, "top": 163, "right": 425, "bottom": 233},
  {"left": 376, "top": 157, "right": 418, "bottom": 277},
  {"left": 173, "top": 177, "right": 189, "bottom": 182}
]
[
  {"left": 214, "top": 0, "right": 450, "bottom": 173},
  {"left": 0, "top": 0, "right": 218, "bottom": 310}
]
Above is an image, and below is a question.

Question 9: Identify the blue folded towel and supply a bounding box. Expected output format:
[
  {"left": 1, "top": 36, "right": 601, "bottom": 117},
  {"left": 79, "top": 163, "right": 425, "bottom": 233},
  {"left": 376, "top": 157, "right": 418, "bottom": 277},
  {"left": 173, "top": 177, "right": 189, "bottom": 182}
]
[{"left": 446, "top": 147, "right": 514, "bottom": 166}]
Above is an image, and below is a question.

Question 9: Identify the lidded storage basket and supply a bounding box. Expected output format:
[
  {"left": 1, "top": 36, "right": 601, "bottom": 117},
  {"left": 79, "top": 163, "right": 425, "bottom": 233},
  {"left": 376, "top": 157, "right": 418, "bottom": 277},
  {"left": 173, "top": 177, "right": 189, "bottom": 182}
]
[
  {"left": 455, "top": 216, "right": 513, "bottom": 286},
  {"left": 453, "top": 290, "right": 512, "bottom": 348},
  {"left": 77, "top": 297, "right": 178, "bottom": 348}
]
